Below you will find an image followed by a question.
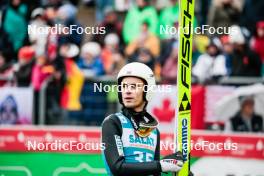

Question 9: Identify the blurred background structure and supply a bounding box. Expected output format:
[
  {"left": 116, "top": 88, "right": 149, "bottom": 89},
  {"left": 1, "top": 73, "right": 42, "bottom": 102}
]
[
  {"left": 0, "top": 0, "right": 263, "bottom": 127},
  {"left": 0, "top": 0, "right": 263, "bottom": 175}
]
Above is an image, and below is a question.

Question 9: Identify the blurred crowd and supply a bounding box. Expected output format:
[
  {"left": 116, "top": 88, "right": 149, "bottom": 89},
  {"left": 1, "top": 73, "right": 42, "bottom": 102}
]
[{"left": 0, "top": 0, "right": 263, "bottom": 126}]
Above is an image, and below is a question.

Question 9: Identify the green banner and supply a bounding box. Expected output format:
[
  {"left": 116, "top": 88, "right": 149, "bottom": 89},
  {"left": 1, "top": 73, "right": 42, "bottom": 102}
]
[
  {"left": 0, "top": 152, "right": 106, "bottom": 176},
  {"left": 0, "top": 152, "right": 199, "bottom": 176}
]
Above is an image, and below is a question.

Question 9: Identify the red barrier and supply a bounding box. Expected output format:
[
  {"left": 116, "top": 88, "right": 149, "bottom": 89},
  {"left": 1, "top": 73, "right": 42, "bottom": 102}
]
[{"left": 0, "top": 126, "right": 263, "bottom": 159}]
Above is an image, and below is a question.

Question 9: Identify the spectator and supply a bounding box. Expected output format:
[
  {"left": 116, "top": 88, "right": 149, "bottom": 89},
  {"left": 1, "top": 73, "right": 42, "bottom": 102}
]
[
  {"left": 0, "top": 0, "right": 29, "bottom": 61},
  {"left": 158, "top": 0, "right": 197, "bottom": 39},
  {"left": 208, "top": 0, "right": 240, "bottom": 35},
  {"left": 95, "top": 0, "right": 113, "bottom": 23},
  {"left": 225, "top": 96, "right": 263, "bottom": 132},
  {"left": 45, "top": 59, "right": 66, "bottom": 125},
  {"left": 193, "top": 34, "right": 210, "bottom": 54},
  {"left": 31, "top": 55, "right": 54, "bottom": 124},
  {"left": 57, "top": 4, "right": 83, "bottom": 46},
  {"left": 123, "top": 0, "right": 158, "bottom": 44},
  {"left": 250, "top": 21, "right": 264, "bottom": 76},
  {"left": 60, "top": 43, "right": 84, "bottom": 111},
  {"left": 101, "top": 33, "right": 125, "bottom": 75},
  {"left": 0, "top": 0, "right": 8, "bottom": 9},
  {"left": 240, "top": 0, "right": 264, "bottom": 34},
  {"left": 196, "top": 0, "right": 211, "bottom": 26},
  {"left": 158, "top": 39, "right": 175, "bottom": 68},
  {"left": 129, "top": 48, "right": 156, "bottom": 71},
  {"left": 161, "top": 40, "right": 178, "bottom": 84},
  {"left": 229, "top": 25, "right": 262, "bottom": 77},
  {"left": 193, "top": 38, "right": 228, "bottom": 83},
  {"left": 220, "top": 35, "right": 233, "bottom": 75},
  {"left": 77, "top": 42, "right": 107, "bottom": 125},
  {"left": 0, "top": 52, "right": 13, "bottom": 86},
  {"left": 14, "top": 46, "right": 35, "bottom": 87},
  {"left": 92, "top": 7, "right": 123, "bottom": 47},
  {"left": 155, "top": 0, "right": 171, "bottom": 10},
  {"left": 192, "top": 34, "right": 205, "bottom": 65},
  {"left": 28, "top": 8, "right": 48, "bottom": 57},
  {"left": 77, "top": 42, "right": 105, "bottom": 76},
  {"left": 125, "top": 21, "right": 160, "bottom": 58},
  {"left": 31, "top": 56, "right": 54, "bottom": 91},
  {"left": 158, "top": 0, "right": 179, "bottom": 40},
  {"left": 42, "top": 0, "right": 63, "bottom": 7},
  {"left": 45, "top": 5, "right": 59, "bottom": 62},
  {"left": 44, "top": 5, "right": 67, "bottom": 122}
]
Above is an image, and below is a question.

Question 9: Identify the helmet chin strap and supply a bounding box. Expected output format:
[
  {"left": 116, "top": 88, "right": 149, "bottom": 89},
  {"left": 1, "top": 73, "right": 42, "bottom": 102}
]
[
  {"left": 123, "top": 101, "right": 148, "bottom": 114},
  {"left": 123, "top": 102, "right": 156, "bottom": 126}
]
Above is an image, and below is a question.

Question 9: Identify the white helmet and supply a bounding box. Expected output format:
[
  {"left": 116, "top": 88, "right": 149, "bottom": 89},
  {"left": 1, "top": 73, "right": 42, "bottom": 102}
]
[
  {"left": 81, "top": 42, "right": 101, "bottom": 58},
  {"left": 229, "top": 25, "right": 245, "bottom": 45},
  {"left": 117, "top": 62, "right": 156, "bottom": 103}
]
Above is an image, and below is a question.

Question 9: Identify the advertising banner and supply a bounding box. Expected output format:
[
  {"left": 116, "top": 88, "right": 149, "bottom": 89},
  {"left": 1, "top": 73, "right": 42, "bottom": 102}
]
[{"left": 0, "top": 127, "right": 263, "bottom": 176}]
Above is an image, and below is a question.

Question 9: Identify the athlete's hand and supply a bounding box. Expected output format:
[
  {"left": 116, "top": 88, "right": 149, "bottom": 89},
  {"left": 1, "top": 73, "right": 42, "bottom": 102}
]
[{"left": 159, "top": 151, "right": 183, "bottom": 173}]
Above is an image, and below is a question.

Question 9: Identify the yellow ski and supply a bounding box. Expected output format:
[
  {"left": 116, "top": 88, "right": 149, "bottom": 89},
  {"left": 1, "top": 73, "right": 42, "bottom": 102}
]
[{"left": 175, "top": 0, "right": 195, "bottom": 175}]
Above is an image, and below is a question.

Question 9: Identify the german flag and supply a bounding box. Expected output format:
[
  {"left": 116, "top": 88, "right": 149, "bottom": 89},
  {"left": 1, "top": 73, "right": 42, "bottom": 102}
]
[{"left": 60, "top": 59, "right": 84, "bottom": 110}]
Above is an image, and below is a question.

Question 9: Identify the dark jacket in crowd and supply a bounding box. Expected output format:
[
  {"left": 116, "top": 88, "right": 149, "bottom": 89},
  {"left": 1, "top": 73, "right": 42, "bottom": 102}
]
[
  {"left": 58, "top": 19, "right": 83, "bottom": 46},
  {"left": 92, "top": 20, "right": 123, "bottom": 47},
  {"left": 14, "top": 60, "right": 34, "bottom": 87},
  {"left": 230, "top": 49, "right": 262, "bottom": 77},
  {"left": 230, "top": 113, "right": 263, "bottom": 132},
  {"left": 240, "top": 0, "right": 264, "bottom": 33},
  {"left": 208, "top": 2, "right": 240, "bottom": 30}
]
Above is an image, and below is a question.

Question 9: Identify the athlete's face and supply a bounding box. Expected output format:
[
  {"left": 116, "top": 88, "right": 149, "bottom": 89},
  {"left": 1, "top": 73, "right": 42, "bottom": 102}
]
[{"left": 121, "top": 77, "right": 145, "bottom": 111}]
